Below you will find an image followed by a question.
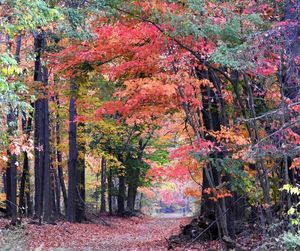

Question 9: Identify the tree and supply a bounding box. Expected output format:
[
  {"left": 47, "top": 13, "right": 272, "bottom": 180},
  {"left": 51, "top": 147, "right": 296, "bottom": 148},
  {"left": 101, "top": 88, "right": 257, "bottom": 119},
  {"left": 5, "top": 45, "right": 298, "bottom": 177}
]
[
  {"left": 33, "top": 26, "right": 52, "bottom": 223},
  {"left": 2, "top": 1, "right": 300, "bottom": 247},
  {"left": 52, "top": 0, "right": 300, "bottom": 239},
  {"left": 100, "top": 157, "right": 107, "bottom": 214},
  {"left": 0, "top": 0, "right": 56, "bottom": 224}
]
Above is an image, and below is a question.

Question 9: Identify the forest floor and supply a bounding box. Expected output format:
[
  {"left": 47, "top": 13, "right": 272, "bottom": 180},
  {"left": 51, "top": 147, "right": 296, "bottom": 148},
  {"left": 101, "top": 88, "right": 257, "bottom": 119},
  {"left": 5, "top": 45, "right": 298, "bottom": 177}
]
[
  {"left": 0, "top": 215, "right": 203, "bottom": 250},
  {"left": 0, "top": 215, "right": 266, "bottom": 250}
]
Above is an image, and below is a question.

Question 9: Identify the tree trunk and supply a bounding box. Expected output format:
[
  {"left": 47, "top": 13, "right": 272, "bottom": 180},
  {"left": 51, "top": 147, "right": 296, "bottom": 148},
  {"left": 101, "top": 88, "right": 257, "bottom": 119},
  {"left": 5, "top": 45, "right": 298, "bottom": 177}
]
[
  {"left": 127, "top": 163, "right": 139, "bottom": 212},
  {"left": 55, "top": 95, "right": 67, "bottom": 213},
  {"left": 201, "top": 81, "right": 230, "bottom": 237},
  {"left": 67, "top": 78, "right": 78, "bottom": 222},
  {"left": 15, "top": 34, "right": 32, "bottom": 217},
  {"left": 117, "top": 175, "right": 126, "bottom": 215},
  {"left": 76, "top": 122, "right": 85, "bottom": 222},
  {"left": 243, "top": 75, "right": 273, "bottom": 224},
  {"left": 67, "top": 79, "right": 86, "bottom": 223},
  {"left": 19, "top": 110, "right": 32, "bottom": 217},
  {"left": 33, "top": 28, "right": 52, "bottom": 223},
  {"left": 19, "top": 146, "right": 31, "bottom": 216},
  {"left": 34, "top": 97, "right": 42, "bottom": 219},
  {"left": 42, "top": 66, "right": 52, "bottom": 223},
  {"left": 100, "top": 158, "right": 107, "bottom": 214},
  {"left": 54, "top": 168, "right": 61, "bottom": 216},
  {"left": 6, "top": 111, "right": 17, "bottom": 224},
  {"left": 108, "top": 167, "right": 113, "bottom": 216},
  {"left": 6, "top": 34, "right": 22, "bottom": 222},
  {"left": 127, "top": 183, "right": 137, "bottom": 212}
]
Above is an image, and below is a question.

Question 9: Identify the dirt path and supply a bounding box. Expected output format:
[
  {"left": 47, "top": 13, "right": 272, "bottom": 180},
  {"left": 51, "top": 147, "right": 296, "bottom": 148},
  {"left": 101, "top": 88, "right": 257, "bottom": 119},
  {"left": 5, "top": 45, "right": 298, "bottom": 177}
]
[{"left": 25, "top": 216, "right": 191, "bottom": 250}]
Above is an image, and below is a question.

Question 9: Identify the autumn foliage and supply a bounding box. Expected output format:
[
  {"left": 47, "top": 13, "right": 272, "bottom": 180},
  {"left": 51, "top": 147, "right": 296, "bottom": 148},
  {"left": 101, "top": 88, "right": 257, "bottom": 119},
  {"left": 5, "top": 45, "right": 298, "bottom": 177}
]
[{"left": 1, "top": 0, "right": 300, "bottom": 249}]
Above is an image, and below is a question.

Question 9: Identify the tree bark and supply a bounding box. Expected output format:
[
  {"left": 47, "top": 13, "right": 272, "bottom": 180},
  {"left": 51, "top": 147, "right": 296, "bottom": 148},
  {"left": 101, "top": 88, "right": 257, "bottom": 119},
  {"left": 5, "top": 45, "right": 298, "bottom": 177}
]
[
  {"left": 100, "top": 158, "right": 107, "bottom": 214},
  {"left": 117, "top": 175, "right": 126, "bottom": 215},
  {"left": 16, "top": 34, "right": 33, "bottom": 217},
  {"left": 33, "top": 27, "right": 52, "bottom": 223},
  {"left": 108, "top": 167, "right": 113, "bottom": 215},
  {"left": 127, "top": 183, "right": 137, "bottom": 212},
  {"left": 6, "top": 34, "right": 22, "bottom": 222},
  {"left": 243, "top": 75, "right": 273, "bottom": 224},
  {"left": 42, "top": 67, "right": 52, "bottom": 222},
  {"left": 6, "top": 111, "right": 17, "bottom": 224},
  {"left": 67, "top": 78, "right": 78, "bottom": 222},
  {"left": 54, "top": 168, "right": 61, "bottom": 216},
  {"left": 19, "top": 143, "right": 31, "bottom": 216},
  {"left": 76, "top": 122, "right": 85, "bottom": 222},
  {"left": 55, "top": 96, "right": 68, "bottom": 213}
]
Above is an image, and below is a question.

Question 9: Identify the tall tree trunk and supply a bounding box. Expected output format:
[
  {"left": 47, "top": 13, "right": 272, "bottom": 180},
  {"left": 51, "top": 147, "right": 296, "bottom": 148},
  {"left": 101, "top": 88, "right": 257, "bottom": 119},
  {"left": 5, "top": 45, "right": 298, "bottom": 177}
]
[
  {"left": 67, "top": 80, "right": 85, "bottom": 223},
  {"left": 50, "top": 116, "right": 60, "bottom": 217},
  {"left": 277, "top": 0, "right": 300, "bottom": 211},
  {"left": 117, "top": 175, "right": 126, "bottom": 215},
  {"left": 34, "top": 98, "right": 42, "bottom": 219},
  {"left": 178, "top": 68, "right": 233, "bottom": 238},
  {"left": 54, "top": 168, "right": 61, "bottom": 216},
  {"left": 201, "top": 77, "right": 229, "bottom": 237},
  {"left": 19, "top": 111, "right": 32, "bottom": 217},
  {"left": 16, "top": 34, "right": 33, "bottom": 217},
  {"left": 100, "top": 158, "right": 107, "bottom": 214},
  {"left": 6, "top": 111, "right": 17, "bottom": 224},
  {"left": 67, "top": 78, "right": 78, "bottom": 222},
  {"left": 127, "top": 183, "right": 137, "bottom": 212},
  {"left": 243, "top": 75, "right": 273, "bottom": 224},
  {"left": 42, "top": 67, "right": 52, "bottom": 222},
  {"left": 127, "top": 138, "right": 150, "bottom": 212},
  {"left": 76, "top": 122, "right": 85, "bottom": 222},
  {"left": 55, "top": 95, "right": 67, "bottom": 213},
  {"left": 108, "top": 167, "right": 113, "bottom": 216},
  {"left": 127, "top": 163, "right": 140, "bottom": 212},
  {"left": 33, "top": 27, "right": 51, "bottom": 223},
  {"left": 6, "top": 34, "right": 23, "bottom": 223},
  {"left": 19, "top": 143, "right": 31, "bottom": 216}
]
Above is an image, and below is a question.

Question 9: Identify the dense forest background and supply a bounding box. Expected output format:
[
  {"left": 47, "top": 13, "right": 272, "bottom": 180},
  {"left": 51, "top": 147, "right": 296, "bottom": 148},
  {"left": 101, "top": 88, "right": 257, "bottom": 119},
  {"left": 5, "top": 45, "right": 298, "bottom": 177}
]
[{"left": 1, "top": 0, "right": 300, "bottom": 250}]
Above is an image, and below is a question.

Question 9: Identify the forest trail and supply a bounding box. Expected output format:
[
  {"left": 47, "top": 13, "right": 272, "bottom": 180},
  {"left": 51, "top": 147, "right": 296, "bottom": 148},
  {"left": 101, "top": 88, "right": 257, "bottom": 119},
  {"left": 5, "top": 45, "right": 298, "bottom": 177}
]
[{"left": 25, "top": 216, "right": 191, "bottom": 250}]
